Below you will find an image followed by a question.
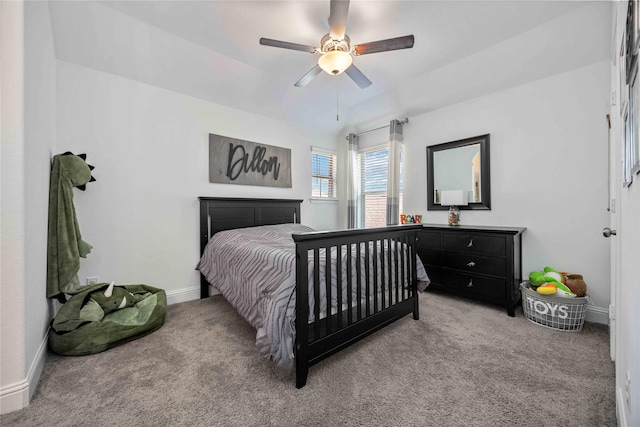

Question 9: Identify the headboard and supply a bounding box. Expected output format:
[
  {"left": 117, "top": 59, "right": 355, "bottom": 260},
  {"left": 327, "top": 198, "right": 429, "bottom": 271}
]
[{"left": 198, "top": 197, "right": 303, "bottom": 297}]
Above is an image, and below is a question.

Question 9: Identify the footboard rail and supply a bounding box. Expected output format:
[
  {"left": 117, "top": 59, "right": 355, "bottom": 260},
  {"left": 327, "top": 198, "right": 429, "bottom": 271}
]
[{"left": 292, "top": 224, "right": 422, "bottom": 388}]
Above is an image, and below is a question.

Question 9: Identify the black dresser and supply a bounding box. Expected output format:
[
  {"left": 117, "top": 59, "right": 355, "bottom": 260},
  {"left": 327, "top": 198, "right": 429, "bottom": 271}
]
[{"left": 416, "top": 224, "right": 526, "bottom": 316}]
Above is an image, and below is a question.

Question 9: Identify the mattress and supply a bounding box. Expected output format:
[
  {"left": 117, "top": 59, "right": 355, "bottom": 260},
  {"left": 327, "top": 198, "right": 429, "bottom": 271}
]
[{"left": 197, "top": 224, "right": 429, "bottom": 373}]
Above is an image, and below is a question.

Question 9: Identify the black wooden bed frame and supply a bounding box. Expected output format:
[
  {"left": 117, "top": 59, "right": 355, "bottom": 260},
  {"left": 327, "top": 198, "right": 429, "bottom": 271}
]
[{"left": 198, "top": 197, "right": 422, "bottom": 388}]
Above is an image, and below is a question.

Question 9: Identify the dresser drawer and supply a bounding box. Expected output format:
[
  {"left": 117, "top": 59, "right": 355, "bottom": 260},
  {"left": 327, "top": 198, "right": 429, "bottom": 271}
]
[
  {"left": 417, "top": 248, "right": 442, "bottom": 267},
  {"left": 442, "top": 233, "right": 506, "bottom": 257},
  {"left": 442, "top": 270, "right": 505, "bottom": 299},
  {"left": 416, "top": 230, "right": 441, "bottom": 250},
  {"left": 442, "top": 252, "right": 506, "bottom": 277}
]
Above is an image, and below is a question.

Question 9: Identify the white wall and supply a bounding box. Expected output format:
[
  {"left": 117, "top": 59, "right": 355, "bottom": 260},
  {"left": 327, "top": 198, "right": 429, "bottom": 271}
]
[
  {"left": 56, "top": 61, "right": 339, "bottom": 304},
  {"left": 1, "top": 0, "right": 57, "bottom": 414},
  {"left": 0, "top": 0, "right": 28, "bottom": 414},
  {"left": 24, "top": 0, "right": 58, "bottom": 399},
  {"left": 344, "top": 61, "right": 611, "bottom": 323}
]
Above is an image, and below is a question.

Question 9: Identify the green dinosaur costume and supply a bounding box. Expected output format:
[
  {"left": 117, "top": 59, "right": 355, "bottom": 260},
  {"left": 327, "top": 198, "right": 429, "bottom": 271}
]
[
  {"left": 46, "top": 153, "right": 167, "bottom": 356},
  {"left": 46, "top": 152, "right": 96, "bottom": 300}
]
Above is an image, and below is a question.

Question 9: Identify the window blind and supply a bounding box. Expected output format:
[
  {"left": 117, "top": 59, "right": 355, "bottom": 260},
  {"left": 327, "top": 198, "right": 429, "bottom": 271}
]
[
  {"left": 359, "top": 147, "right": 403, "bottom": 227},
  {"left": 311, "top": 150, "right": 337, "bottom": 198}
]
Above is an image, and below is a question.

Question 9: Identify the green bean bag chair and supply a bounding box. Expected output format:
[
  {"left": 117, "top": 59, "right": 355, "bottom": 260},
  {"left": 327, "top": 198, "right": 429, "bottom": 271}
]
[{"left": 49, "top": 282, "right": 167, "bottom": 356}]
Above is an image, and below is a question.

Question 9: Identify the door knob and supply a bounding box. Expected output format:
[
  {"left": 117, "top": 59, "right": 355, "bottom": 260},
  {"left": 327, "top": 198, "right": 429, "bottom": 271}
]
[{"left": 602, "top": 227, "right": 617, "bottom": 237}]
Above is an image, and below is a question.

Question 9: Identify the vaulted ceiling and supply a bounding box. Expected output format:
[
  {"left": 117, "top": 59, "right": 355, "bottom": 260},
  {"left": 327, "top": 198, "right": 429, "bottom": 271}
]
[{"left": 48, "top": 1, "right": 612, "bottom": 136}]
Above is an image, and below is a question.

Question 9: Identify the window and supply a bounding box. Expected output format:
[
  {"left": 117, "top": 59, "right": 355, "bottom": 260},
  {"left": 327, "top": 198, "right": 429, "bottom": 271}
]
[
  {"left": 359, "top": 146, "right": 403, "bottom": 227},
  {"left": 311, "top": 148, "right": 337, "bottom": 199}
]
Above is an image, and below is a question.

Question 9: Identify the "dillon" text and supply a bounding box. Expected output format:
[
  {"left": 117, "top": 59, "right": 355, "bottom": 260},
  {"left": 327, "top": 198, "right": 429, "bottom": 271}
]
[{"left": 226, "top": 143, "right": 281, "bottom": 181}]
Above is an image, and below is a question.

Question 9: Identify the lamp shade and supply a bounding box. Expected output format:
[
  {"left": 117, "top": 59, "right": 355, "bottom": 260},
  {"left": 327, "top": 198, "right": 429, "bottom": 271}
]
[
  {"left": 318, "top": 50, "right": 352, "bottom": 75},
  {"left": 440, "top": 190, "right": 468, "bottom": 206}
]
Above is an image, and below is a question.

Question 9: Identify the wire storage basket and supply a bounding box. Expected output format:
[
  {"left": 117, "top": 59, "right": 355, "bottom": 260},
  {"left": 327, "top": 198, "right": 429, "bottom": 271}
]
[{"left": 520, "top": 282, "right": 590, "bottom": 332}]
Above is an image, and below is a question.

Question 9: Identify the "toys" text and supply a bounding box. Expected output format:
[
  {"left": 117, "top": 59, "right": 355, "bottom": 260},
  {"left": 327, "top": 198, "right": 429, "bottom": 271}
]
[{"left": 525, "top": 296, "right": 569, "bottom": 319}]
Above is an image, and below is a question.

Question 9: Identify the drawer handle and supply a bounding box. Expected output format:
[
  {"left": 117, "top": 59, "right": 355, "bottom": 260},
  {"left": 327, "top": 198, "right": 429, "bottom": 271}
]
[
  {"left": 467, "top": 261, "right": 476, "bottom": 267},
  {"left": 467, "top": 238, "right": 474, "bottom": 247},
  {"left": 467, "top": 279, "right": 474, "bottom": 287}
]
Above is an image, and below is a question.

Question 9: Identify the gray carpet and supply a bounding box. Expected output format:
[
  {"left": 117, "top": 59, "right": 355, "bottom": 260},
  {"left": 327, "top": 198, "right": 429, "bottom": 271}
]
[{"left": 2, "top": 292, "right": 616, "bottom": 426}]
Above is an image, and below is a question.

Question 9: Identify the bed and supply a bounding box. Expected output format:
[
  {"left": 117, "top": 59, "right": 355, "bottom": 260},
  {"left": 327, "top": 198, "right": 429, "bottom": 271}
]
[{"left": 197, "top": 197, "right": 428, "bottom": 388}]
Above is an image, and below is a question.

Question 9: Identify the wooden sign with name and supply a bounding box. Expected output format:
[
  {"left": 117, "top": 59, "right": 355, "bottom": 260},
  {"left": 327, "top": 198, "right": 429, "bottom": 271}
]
[{"left": 209, "top": 134, "right": 292, "bottom": 188}]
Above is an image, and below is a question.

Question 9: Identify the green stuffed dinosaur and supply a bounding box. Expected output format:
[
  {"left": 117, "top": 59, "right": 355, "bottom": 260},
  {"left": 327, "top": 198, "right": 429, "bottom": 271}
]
[
  {"left": 91, "top": 281, "right": 141, "bottom": 314},
  {"left": 50, "top": 282, "right": 167, "bottom": 356},
  {"left": 77, "top": 281, "right": 144, "bottom": 323}
]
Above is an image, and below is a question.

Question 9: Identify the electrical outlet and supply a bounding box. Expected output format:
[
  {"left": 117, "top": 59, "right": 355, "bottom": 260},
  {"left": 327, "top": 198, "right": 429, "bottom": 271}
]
[{"left": 86, "top": 276, "right": 99, "bottom": 285}]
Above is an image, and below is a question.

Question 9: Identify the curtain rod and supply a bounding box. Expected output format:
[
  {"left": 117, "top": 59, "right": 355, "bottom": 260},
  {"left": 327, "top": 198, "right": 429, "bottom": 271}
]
[{"left": 347, "top": 118, "right": 409, "bottom": 139}]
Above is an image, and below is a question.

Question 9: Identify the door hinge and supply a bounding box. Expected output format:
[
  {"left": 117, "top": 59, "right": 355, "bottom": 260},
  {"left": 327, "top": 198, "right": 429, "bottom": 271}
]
[{"left": 609, "top": 304, "right": 615, "bottom": 320}]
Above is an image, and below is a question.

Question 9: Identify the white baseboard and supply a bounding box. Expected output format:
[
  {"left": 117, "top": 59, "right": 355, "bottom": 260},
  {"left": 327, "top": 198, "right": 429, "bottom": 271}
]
[
  {"left": 0, "top": 379, "right": 29, "bottom": 415},
  {"left": 27, "top": 328, "right": 49, "bottom": 400},
  {"left": 617, "top": 387, "right": 628, "bottom": 427},
  {"left": 165, "top": 285, "right": 222, "bottom": 305},
  {"left": 585, "top": 304, "right": 609, "bottom": 325},
  {"left": 0, "top": 328, "right": 49, "bottom": 415},
  {"left": 165, "top": 286, "right": 200, "bottom": 305}
]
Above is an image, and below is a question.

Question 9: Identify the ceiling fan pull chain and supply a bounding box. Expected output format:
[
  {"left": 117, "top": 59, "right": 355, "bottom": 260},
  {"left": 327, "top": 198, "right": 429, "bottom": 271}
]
[{"left": 336, "top": 79, "right": 339, "bottom": 121}]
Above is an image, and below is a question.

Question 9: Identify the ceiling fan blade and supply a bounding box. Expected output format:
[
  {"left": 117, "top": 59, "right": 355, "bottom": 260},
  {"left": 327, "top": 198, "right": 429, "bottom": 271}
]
[
  {"left": 353, "top": 35, "right": 415, "bottom": 56},
  {"left": 294, "top": 65, "right": 323, "bottom": 87},
  {"left": 345, "top": 64, "right": 372, "bottom": 89},
  {"left": 328, "top": 0, "right": 350, "bottom": 40},
  {"left": 260, "top": 38, "right": 317, "bottom": 53}
]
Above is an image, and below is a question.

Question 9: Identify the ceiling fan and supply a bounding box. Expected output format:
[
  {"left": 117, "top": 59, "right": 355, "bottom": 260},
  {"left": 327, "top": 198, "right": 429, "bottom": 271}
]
[{"left": 259, "top": 0, "right": 414, "bottom": 89}]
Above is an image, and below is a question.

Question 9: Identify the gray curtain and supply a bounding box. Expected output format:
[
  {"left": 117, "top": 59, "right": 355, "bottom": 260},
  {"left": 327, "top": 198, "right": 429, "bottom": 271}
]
[
  {"left": 386, "top": 120, "right": 403, "bottom": 225},
  {"left": 347, "top": 133, "right": 360, "bottom": 228}
]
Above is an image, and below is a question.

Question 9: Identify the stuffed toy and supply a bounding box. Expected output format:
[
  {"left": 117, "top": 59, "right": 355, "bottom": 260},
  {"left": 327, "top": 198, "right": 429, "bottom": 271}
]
[
  {"left": 91, "top": 281, "right": 141, "bottom": 315},
  {"left": 528, "top": 267, "right": 587, "bottom": 298},
  {"left": 51, "top": 282, "right": 167, "bottom": 356},
  {"left": 561, "top": 272, "right": 588, "bottom": 297}
]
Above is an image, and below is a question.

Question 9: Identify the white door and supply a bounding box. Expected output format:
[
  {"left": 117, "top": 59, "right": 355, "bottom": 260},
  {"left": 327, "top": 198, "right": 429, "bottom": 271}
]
[{"left": 606, "top": 110, "right": 620, "bottom": 362}]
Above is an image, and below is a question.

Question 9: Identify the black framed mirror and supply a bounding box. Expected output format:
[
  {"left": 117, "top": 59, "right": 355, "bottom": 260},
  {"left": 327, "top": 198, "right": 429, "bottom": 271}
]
[{"left": 426, "top": 134, "right": 491, "bottom": 210}]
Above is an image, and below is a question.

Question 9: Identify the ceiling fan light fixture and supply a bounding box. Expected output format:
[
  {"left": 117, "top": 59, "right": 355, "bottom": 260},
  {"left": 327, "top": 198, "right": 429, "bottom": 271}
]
[
  {"left": 259, "top": 2, "right": 414, "bottom": 88},
  {"left": 318, "top": 50, "right": 352, "bottom": 75}
]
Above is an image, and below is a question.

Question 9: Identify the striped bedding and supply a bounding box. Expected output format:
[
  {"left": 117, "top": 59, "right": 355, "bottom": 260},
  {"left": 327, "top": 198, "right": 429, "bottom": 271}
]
[{"left": 197, "top": 224, "right": 429, "bottom": 374}]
